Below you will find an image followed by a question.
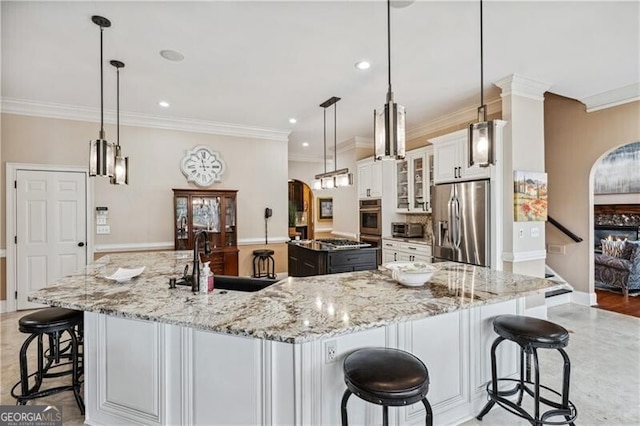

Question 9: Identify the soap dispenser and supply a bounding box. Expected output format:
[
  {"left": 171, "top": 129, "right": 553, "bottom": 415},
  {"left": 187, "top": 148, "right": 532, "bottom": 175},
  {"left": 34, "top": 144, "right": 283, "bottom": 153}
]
[{"left": 200, "top": 262, "right": 211, "bottom": 294}]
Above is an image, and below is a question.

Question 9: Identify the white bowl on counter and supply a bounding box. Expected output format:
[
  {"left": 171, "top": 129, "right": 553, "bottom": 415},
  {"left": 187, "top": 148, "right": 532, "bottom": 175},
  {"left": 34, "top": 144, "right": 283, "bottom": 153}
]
[{"left": 382, "top": 261, "right": 436, "bottom": 287}]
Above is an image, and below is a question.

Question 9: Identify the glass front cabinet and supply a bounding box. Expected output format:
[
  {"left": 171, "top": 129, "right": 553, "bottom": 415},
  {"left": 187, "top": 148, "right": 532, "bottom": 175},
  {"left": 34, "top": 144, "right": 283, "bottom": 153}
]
[
  {"left": 173, "top": 189, "right": 238, "bottom": 276},
  {"left": 394, "top": 146, "right": 434, "bottom": 213}
]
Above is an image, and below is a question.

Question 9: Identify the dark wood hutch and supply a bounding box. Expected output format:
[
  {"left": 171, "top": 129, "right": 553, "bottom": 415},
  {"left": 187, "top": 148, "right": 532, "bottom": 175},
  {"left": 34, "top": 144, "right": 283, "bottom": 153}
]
[{"left": 173, "top": 188, "right": 239, "bottom": 276}]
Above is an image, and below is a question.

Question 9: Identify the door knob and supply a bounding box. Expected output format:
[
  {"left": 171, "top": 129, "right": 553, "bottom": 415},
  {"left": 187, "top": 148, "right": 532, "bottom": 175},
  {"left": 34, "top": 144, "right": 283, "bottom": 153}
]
[{"left": 77, "top": 242, "right": 85, "bottom": 247}]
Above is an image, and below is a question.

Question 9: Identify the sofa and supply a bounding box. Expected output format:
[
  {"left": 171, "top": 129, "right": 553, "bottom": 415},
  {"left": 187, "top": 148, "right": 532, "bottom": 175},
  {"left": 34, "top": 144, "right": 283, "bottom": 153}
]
[{"left": 594, "top": 239, "right": 640, "bottom": 296}]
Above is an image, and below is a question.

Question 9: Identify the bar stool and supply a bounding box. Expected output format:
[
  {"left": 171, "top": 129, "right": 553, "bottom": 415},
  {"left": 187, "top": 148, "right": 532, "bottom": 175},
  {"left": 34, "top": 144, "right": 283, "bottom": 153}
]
[
  {"left": 252, "top": 249, "right": 276, "bottom": 279},
  {"left": 11, "top": 307, "right": 84, "bottom": 414},
  {"left": 341, "top": 347, "right": 433, "bottom": 426},
  {"left": 477, "top": 315, "right": 577, "bottom": 425}
]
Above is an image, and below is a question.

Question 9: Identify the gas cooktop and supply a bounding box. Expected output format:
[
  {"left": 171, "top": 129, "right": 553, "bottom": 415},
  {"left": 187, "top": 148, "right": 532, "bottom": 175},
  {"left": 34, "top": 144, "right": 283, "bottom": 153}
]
[{"left": 316, "top": 238, "right": 371, "bottom": 249}]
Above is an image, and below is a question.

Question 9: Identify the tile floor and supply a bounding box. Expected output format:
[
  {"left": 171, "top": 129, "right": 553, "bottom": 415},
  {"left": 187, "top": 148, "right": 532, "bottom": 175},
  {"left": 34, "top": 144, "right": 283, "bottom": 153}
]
[{"left": 1, "top": 304, "right": 639, "bottom": 425}]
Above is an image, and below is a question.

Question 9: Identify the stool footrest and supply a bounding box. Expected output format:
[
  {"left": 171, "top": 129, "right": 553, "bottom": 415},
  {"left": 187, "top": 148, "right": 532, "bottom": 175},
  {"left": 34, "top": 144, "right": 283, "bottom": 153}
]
[{"left": 485, "top": 378, "right": 577, "bottom": 425}]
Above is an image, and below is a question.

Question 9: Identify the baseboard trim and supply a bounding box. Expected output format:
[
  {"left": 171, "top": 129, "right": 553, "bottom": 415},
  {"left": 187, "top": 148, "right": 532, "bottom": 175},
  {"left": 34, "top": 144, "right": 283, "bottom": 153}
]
[
  {"left": 546, "top": 292, "right": 572, "bottom": 308},
  {"left": 0, "top": 300, "right": 7, "bottom": 313},
  {"left": 524, "top": 304, "right": 548, "bottom": 319},
  {"left": 571, "top": 290, "right": 597, "bottom": 306},
  {"left": 502, "top": 250, "right": 547, "bottom": 262}
]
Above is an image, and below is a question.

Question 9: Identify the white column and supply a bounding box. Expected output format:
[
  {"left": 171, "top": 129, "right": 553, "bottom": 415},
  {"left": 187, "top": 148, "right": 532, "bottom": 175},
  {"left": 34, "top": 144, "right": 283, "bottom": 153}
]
[{"left": 494, "top": 74, "right": 552, "bottom": 278}]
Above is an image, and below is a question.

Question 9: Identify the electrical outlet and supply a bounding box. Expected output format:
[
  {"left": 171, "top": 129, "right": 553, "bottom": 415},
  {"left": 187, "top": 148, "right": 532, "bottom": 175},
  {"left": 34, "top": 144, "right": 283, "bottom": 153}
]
[
  {"left": 325, "top": 340, "right": 337, "bottom": 363},
  {"left": 519, "top": 229, "right": 524, "bottom": 238},
  {"left": 96, "top": 225, "right": 110, "bottom": 235}
]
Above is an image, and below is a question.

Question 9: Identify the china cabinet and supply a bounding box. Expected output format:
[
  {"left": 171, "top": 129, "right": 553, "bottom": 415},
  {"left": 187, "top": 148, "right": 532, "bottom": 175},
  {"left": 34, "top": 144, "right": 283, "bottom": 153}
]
[
  {"left": 172, "top": 188, "right": 239, "bottom": 275},
  {"left": 394, "top": 146, "right": 433, "bottom": 213}
]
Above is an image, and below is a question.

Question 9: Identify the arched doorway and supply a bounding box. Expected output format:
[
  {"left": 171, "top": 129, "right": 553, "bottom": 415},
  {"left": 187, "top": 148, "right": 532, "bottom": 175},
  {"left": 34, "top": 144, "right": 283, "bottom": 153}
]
[
  {"left": 288, "top": 179, "right": 314, "bottom": 240},
  {"left": 590, "top": 141, "right": 640, "bottom": 314}
]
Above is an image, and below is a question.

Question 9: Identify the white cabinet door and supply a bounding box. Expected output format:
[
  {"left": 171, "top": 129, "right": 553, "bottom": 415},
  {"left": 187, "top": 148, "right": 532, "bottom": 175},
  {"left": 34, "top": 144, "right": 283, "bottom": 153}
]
[
  {"left": 358, "top": 161, "right": 383, "bottom": 199},
  {"left": 370, "top": 161, "right": 383, "bottom": 197},
  {"left": 357, "top": 162, "right": 372, "bottom": 199},
  {"left": 432, "top": 130, "right": 490, "bottom": 184}
]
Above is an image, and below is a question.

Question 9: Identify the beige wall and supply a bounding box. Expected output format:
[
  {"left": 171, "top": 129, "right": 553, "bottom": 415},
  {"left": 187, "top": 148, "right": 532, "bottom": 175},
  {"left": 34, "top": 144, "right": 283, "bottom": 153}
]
[
  {"left": 544, "top": 95, "right": 640, "bottom": 294},
  {"left": 1, "top": 113, "right": 289, "bottom": 299}
]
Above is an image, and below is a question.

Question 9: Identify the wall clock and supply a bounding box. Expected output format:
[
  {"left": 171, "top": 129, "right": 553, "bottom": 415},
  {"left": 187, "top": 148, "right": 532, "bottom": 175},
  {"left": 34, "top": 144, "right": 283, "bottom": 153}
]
[{"left": 180, "top": 145, "right": 226, "bottom": 187}]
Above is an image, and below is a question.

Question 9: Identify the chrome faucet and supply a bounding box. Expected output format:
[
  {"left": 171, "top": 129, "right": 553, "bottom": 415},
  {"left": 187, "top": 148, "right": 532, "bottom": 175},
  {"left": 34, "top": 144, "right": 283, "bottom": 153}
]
[{"left": 192, "top": 230, "right": 211, "bottom": 293}]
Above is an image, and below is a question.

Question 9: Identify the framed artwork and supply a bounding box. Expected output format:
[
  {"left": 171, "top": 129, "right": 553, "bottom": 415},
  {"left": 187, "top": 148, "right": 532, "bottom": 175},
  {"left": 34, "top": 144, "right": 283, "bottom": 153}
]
[
  {"left": 318, "top": 197, "right": 333, "bottom": 221},
  {"left": 514, "top": 171, "right": 548, "bottom": 222},
  {"left": 594, "top": 142, "right": 640, "bottom": 194}
]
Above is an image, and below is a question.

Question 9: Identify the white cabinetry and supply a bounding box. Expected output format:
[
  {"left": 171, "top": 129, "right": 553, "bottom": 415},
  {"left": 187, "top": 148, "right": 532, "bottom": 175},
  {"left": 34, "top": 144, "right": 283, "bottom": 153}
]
[
  {"left": 394, "top": 146, "right": 433, "bottom": 213},
  {"left": 357, "top": 160, "right": 382, "bottom": 199},
  {"left": 382, "top": 238, "right": 432, "bottom": 263},
  {"left": 431, "top": 129, "right": 490, "bottom": 184}
]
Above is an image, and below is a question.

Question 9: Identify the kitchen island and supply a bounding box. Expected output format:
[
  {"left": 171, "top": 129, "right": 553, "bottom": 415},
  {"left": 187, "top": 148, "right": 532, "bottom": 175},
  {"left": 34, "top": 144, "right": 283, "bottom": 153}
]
[
  {"left": 287, "top": 239, "right": 378, "bottom": 277},
  {"left": 30, "top": 251, "right": 566, "bottom": 425}
]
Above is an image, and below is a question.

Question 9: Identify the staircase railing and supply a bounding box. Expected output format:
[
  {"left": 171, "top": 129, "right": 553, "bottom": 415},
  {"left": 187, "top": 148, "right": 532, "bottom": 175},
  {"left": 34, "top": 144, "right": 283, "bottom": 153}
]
[{"left": 548, "top": 216, "right": 583, "bottom": 243}]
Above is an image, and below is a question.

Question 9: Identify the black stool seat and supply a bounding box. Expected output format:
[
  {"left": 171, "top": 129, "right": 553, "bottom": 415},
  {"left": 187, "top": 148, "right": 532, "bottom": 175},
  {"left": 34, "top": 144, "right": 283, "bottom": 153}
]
[
  {"left": 19, "top": 307, "right": 83, "bottom": 334},
  {"left": 344, "top": 348, "right": 429, "bottom": 405},
  {"left": 341, "top": 348, "right": 433, "bottom": 426},
  {"left": 253, "top": 249, "right": 275, "bottom": 256},
  {"left": 493, "top": 315, "right": 569, "bottom": 349}
]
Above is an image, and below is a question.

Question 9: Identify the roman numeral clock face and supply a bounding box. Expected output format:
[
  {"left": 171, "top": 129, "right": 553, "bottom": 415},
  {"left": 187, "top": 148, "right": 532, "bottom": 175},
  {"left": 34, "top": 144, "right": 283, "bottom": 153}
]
[{"left": 180, "top": 146, "right": 226, "bottom": 187}]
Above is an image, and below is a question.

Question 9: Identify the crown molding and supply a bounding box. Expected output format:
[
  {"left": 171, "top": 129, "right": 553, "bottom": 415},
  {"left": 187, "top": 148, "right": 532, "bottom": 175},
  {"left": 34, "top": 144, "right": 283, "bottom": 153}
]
[
  {"left": 333, "top": 136, "right": 372, "bottom": 155},
  {"left": 1, "top": 97, "right": 291, "bottom": 142},
  {"left": 494, "top": 73, "right": 552, "bottom": 101},
  {"left": 581, "top": 83, "right": 640, "bottom": 113},
  {"left": 406, "top": 98, "right": 501, "bottom": 140}
]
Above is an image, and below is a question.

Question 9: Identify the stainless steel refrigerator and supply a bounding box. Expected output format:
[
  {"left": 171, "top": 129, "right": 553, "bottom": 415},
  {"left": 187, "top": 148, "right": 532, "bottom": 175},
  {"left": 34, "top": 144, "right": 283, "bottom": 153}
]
[{"left": 431, "top": 180, "right": 490, "bottom": 267}]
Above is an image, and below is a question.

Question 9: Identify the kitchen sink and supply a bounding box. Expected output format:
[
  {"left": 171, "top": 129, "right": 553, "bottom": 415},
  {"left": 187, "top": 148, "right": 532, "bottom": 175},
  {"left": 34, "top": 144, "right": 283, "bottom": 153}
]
[{"left": 214, "top": 275, "right": 279, "bottom": 292}]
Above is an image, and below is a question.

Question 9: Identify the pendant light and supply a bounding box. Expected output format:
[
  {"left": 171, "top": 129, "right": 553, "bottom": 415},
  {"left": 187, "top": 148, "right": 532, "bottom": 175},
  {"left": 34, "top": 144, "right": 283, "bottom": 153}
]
[
  {"left": 89, "top": 15, "right": 116, "bottom": 178},
  {"left": 374, "top": 0, "right": 406, "bottom": 161},
  {"left": 468, "top": 0, "right": 495, "bottom": 168},
  {"left": 110, "top": 60, "right": 129, "bottom": 185},
  {"left": 313, "top": 97, "right": 353, "bottom": 190}
]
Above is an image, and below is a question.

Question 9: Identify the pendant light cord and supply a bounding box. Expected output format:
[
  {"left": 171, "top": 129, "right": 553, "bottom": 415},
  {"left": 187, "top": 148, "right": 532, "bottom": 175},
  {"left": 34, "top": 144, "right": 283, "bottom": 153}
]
[
  {"left": 387, "top": 0, "right": 392, "bottom": 97},
  {"left": 323, "top": 107, "right": 327, "bottom": 174},
  {"left": 480, "top": 0, "right": 484, "bottom": 108},
  {"left": 116, "top": 66, "right": 120, "bottom": 147},
  {"left": 99, "top": 25, "right": 105, "bottom": 138},
  {"left": 334, "top": 102, "right": 337, "bottom": 172}
]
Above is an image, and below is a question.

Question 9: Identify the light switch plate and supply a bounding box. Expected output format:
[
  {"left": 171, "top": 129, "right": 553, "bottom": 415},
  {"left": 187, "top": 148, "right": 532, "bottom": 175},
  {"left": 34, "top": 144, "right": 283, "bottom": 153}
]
[
  {"left": 531, "top": 227, "right": 540, "bottom": 238},
  {"left": 96, "top": 216, "right": 107, "bottom": 225}
]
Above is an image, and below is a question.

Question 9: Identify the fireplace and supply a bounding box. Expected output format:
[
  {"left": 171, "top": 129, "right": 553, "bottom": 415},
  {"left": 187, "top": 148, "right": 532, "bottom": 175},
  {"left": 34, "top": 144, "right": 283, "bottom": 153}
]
[{"left": 594, "top": 225, "right": 640, "bottom": 250}]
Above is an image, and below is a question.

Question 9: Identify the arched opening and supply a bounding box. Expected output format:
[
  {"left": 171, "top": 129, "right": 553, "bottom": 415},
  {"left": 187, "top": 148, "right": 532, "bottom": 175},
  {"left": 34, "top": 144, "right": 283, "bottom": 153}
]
[
  {"left": 288, "top": 179, "right": 314, "bottom": 240},
  {"left": 590, "top": 141, "right": 640, "bottom": 314}
]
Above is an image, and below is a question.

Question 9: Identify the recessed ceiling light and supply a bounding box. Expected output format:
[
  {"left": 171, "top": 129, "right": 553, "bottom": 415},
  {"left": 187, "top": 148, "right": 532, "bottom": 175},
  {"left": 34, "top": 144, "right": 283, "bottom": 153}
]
[
  {"left": 355, "top": 61, "right": 371, "bottom": 70},
  {"left": 390, "top": 0, "right": 415, "bottom": 8},
  {"left": 302, "top": 142, "right": 309, "bottom": 147},
  {"left": 158, "top": 100, "right": 170, "bottom": 108},
  {"left": 289, "top": 118, "right": 297, "bottom": 124},
  {"left": 159, "top": 50, "right": 184, "bottom": 62}
]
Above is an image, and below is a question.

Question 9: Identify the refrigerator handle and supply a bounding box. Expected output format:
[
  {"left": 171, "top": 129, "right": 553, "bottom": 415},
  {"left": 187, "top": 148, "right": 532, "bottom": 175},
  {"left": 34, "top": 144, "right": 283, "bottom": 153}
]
[
  {"left": 437, "top": 220, "right": 448, "bottom": 246},
  {"left": 453, "top": 196, "right": 462, "bottom": 249},
  {"left": 448, "top": 195, "right": 456, "bottom": 247}
]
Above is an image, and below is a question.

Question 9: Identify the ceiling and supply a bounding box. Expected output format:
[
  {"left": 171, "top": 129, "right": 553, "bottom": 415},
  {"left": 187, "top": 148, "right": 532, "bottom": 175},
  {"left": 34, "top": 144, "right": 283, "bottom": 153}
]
[{"left": 2, "top": 1, "right": 638, "bottom": 161}]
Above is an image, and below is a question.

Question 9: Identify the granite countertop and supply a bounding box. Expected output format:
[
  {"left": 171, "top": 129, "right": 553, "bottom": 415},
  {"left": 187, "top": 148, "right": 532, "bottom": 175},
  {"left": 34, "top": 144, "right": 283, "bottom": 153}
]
[{"left": 29, "top": 251, "right": 566, "bottom": 344}]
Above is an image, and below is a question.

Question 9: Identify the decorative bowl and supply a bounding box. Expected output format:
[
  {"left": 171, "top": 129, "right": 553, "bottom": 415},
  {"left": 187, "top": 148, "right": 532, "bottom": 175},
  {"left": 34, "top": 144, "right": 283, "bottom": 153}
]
[
  {"left": 105, "top": 266, "right": 146, "bottom": 283},
  {"left": 382, "top": 261, "right": 436, "bottom": 287}
]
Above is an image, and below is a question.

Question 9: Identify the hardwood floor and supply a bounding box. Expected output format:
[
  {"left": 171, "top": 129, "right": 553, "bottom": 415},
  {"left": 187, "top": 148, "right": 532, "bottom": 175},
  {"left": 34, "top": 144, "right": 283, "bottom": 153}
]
[{"left": 595, "top": 289, "right": 640, "bottom": 318}]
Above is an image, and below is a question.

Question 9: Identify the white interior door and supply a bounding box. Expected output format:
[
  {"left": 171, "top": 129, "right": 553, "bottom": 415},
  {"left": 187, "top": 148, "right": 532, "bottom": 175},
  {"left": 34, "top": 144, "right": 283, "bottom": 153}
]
[{"left": 16, "top": 170, "right": 87, "bottom": 310}]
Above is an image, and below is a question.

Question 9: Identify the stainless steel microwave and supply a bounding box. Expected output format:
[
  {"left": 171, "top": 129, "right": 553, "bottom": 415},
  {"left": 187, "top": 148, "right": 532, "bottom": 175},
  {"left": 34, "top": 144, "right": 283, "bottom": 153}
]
[{"left": 392, "top": 222, "right": 423, "bottom": 238}]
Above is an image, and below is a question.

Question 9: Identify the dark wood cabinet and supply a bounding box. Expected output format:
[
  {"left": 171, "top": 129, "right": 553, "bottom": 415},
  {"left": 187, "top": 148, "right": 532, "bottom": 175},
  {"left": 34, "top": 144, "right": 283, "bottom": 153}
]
[
  {"left": 288, "top": 243, "right": 378, "bottom": 277},
  {"left": 173, "top": 188, "right": 239, "bottom": 276}
]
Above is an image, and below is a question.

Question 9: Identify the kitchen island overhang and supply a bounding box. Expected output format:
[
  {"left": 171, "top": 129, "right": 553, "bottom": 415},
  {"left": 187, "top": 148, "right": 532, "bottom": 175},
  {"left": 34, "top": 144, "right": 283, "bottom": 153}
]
[{"left": 29, "top": 251, "right": 567, "bottom": 425}]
